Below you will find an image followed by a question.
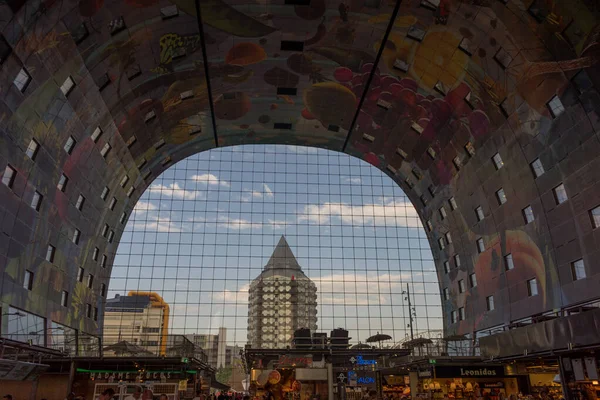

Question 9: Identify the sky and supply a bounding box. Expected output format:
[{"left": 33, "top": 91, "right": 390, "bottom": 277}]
[{"left": 110, "top": 145, "right": 442, "bottom": 347}]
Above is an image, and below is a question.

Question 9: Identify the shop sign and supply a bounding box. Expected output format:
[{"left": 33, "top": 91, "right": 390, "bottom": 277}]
[
  {"left": 481, "top": 382, "right": 504, "bottom": 389},
  {"left": 279, "top": 354, "right": 313, "bottom": 368},
  {"left": 350, "top": 356, "right": 377, "bottom": 366},
  {"left": 418, "top": 369, "right": 432, "bottom": 378},
  {"left": 384, "top": 376, "right": 404, "bottom": 386},
  {"left": 348, "top": 371, "right": 376, "bottom": 386},
  {"left": 434, "top": 366, "right": 505, "bottom": 378},
  {"left": 88, "top": 371, "right": 173, "bottom": 381}
]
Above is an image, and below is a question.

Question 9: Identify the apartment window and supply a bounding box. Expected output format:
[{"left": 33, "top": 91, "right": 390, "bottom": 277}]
[
  {"left": 57, "top": 174, "right": 68, "bottom": 192},
  {"left": 77, "top": 267, "right": 84, "bottom": 282},
  {"left": 91, "top": 127, "right": 103, "bottom": 142},
  {"left": 531, "top": 158, "right": 545, "bottom": 178},
  {"left": 547, "top": 95, "right": 565, "bottom": 118},
  {"left": 24, "top": 270, "right": 33, "bottom": 290},
  {"left": 476, "top": 238, "right": 485, "bottom": 253},
  {"left": 438, "top": 238, "right": 445, "bottom": 250},
  {"left": 475, "top": 206, "right": 484, "bottom": 221},
  {"left": 86, "top": 304, "right": 92, "bottom": 318},
  {"left": 458, "top": 279, "right": 466, "bottom": 293},
  {"left": 109, "top": 197, "right": 117, "bottom": 210},
  {"left": 451, "top": 310, "right": 458, "bottom": 324},
  {"left": 553, "top": 184, "right": 568, "bottom": 205},
  {"left": 449, "top": 197, "right": 458, "bottom": 210},
  {"left": 443, "top": 288, "right": 449, "bottom": 300},
  {"left": 100, "top": 143, "right": 111, "bottom": 158},
  {"left": 426, "top": 220, "right": 433, "bottom": 232},
  {"left": 443, "top": 261, "right": 450, "bottom": 274},
  {"left": 26, "top": 139, "right": 39, "bottom": 160},
  {"left": 445, "top": 232, "right": 452, "bottom": 244},
  {"left": 453, "top": 156, "right": 462, "bottom": 170},
  {"left": 427, "top": 147, "right": 436, "bottom": 159},
  {"left": 571, "top": 259, "right": 586, "bottom": 281},
  {"left": 439, "top": 206, "right": 447, "bottom": 220},
  {"left": 590, "top": 206, "right": 600, "bottom": 229},
  {"left": 458, "top": 307, "right": 465, "bottom": 321},
  {"left": 14, "top": 68, "right": 31, "bottom": 92},
  {"left": 87, "top": 274, "right": 94, "bottom": 289},
  {"left": 469, "top": 273, "right": 477, "bottom": 288},
  {"left": 464, "top": 142, "right": 476, "bottom": 157},
  {"left": 527, "top": 278, "right": 538, "bottom": 297},
  {"left": 31, "top": 191, "right": 43, "bottom": 211},
  {"left": 75, "top": 194, "right": 85, "bottom": 211},
  {"left": 496, "top": 188, "right": 507, "bottom": 205},
  {"left": 2, "top": 165, "right": 16, "bottom": 188},
  {"left": 61, "top": 290, "right": 68, "bottom": 307},
  {"left": 94, "top": 307, "right": 98, "bottom": 321},
  {"left": 120, "top": 175, "right": 129, "bottom": 187},
  {"left": 60, "top": 76, "right": 75, "bottom": 96},
  {"left": 101, "top": 186, "right": 109, "bottom": 201},
  {"left": 72, "top": 229, "right": 81, "bottom": 245},
  {"left": 454, "top": 254, "right": 461, "bottom": 267},
  {"left": 492, "top": 153, "right": 504, "bottom": 170},
  {"left": 505, "top": 253, "right": 515, "bottom": 270},
  {"left": 92, "top": 247, "right": 99, "bottom": 261},
  {"left": 101, "top": 283, "right": 106, "bottom": 297},
  {"left": 46, "top": 244, "right": 56, "bottom": 263},
  {"left": 120, "top": 212, "right": 127, "bottom": 224},
  {"left": 108, "top": 230, "right": 115, "bottom": 243},
  {"left": 486, "top": 295, "right": 495, "bottom": 311},
  {"left": 64, "top": 136, "right": 76, "bottom": 154},
  {"left": 126, "top": 186, "right": 135, "bottom": 197},
  {"left": 101, "top": 224, "right": 109, "bottom": 237},
  {"left": 522, "top": 205, "right": 535, "bottom": 224},
  {"left": 101, "top": 254, "right": 107, "bottom": 268}
]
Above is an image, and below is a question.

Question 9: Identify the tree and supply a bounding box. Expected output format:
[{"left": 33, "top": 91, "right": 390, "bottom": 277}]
[{"left": 216, "top": 366, "right": 233, "bottom": 385}]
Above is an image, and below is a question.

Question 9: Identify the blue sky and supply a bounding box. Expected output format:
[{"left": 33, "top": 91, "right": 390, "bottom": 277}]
[{"left": 111, "top": 145, "right": 442, "bottom": 346}]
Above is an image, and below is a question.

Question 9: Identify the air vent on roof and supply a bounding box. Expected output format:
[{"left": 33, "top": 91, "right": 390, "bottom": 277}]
[
  {"left": 362, "top": 133, "right": 375, "bottom": 142},
  {"left": 284, "top": 0, "right": 311, "bottom": 4},
  {"left": 281, "top": 41, "right": 304, "bottom": 51},
  {"left": 327, "top": 125, "right": 340, "bottom": 132},
  {"left": 277, "top": 87, "right": 297, "bottom": 96},
  {"left": 96, "top": 73, "right": 111, "bottom": 91},
  {"left": 274, "top": 123, "right": 293, "bottom": 130},
  {"left": 161, "top": 5, "right": 179, "bottom": 19}
]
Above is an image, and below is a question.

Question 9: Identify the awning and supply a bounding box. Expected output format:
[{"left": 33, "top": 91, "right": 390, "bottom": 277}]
[{"left": 211, "top": 380, "right": 231, "bottom": 391}]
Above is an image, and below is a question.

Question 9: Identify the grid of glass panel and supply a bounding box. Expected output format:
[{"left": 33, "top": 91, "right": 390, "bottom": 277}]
[{"left": 110, "top": 145, "right": 441, "bottom": 355}]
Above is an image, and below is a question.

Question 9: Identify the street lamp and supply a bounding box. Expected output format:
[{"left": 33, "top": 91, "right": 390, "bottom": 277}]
[{"left": 402, "top": 284, "right": 416, "bottom": 341}]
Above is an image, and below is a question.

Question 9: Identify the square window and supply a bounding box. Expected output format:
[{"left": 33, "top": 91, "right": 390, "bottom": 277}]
[
  {"left": 439, "top": 207, "right": 447, "bottom": 219},
  {"left": 547, "top": 95, "right": 565, "bottom": 118},
  {"left": 91, "top": 127, "right": 103, "bottom": 142},
  {"left": 427, "top": 147, "right": 436, "bottom": 159},
  {"left": 492, "top": 153, "right": 504, "bottom": 170},
  {"left": 464, "top": 142, "right": 476, "bottom": 157},
  {"left": 64, "top": 136, "right": 76, "bottom": 154},
  {"left": 443, "top": 261, "right": 450, "bottom": 274},
  {"left": 14, "top": 68, "right": 31, "bottom": 92},
  {"left": 101, "top": 224, "right": 109, "bottom": 237},
  {"left": 522, "top": 205, "right": 534, "bottom": 224},
  {"left": 531, "top": 158, "right": 545, "bottom": 178},
  {"left": 458, "top": 279, "right": 465, "bottom": 293},
  {"left": 571, "top": 259, "right": 586, "bottom": 281},
  {"left": 154, "top": 138, "right": 166, "bottom": 149},
  {"left": 496, "top": 188, "right": 507, "bottom": 205},
  {"left": 24, "top": 270, "right": 33, "bottom": 290},
  {"left": 454, "top": 254, "right": 461, "bottom": 267},
  {"left": 469, "top": 273, "right": 477, "bottom": 288},
  {"left": 57, "top": 174, "right": 68, "bottom": 192},
  {"left": 26, "top": 139, "right": 39, "bottom": 160},
  {"left": 443, "top": 288, "right": 449, "bottom": 300},
  {"left": 407, "top": 25, "right": 425, "bottom": 41},
  {"left": 2, "top": 165, "right": 16, "bottom": 188},
  {"left": 101, "top": 186, "right": 110, "bottom": 201},
  {"left": 101, "top": 283, "right": 106, "bottom": 297},
  {"left": 100, "top": 143, "right": 111, "bottom": 158},
  {"left": 505, "top": 253, "right": 515, "bottom": 270},
  {"left": 476, "top": 238, "right": 485, "bottom": 253},
  {"left": 451, "top": 310, "right": 457, "bottom": 324},
  {"left": 126, "top": 186, "right": 135, "bottom": 197},
  {"left": 77, "top": 267, "right": 84, "bottom": 282},
  {"left": 426, "top": 220, "right": 433, "bottom": 232},
  {"left": 428, "top": 185, "right": 436, "bottom": 198},
  {"left": 494, "top": 47, "right": 513, "bottom": 69},
  {"left": 108, "top": 230, "right": 115, "bottom": 243},
  {"left": 120, "top": 212, "right": 127, "bottom": 224},
  {"left": 46, "top": 244, "right": 55, "bottom": 263},
  {"left": 458, "top": 307, "right": 465, "bottom": 321},
  {"left": 458, "top": 37, "right": 473, "bottom": 55},
  {"left": 109, "top": 197, "right": 117, "bottom": 210},
  {"left": 101, "top": 254, "right": 107, "bottom": 268},
  {"left": 86, "top": 304, "right": 92, "bottom": 318},
  {"left": 421, "top": 195, "right": 428, "bottom": 207},
  {"left": 92, "top": 247, "right": 99, "bottom": 261},
  {"left": 61, "top": 290, "right": 68, "bottom": 307},
  {"left": 475, "top": 206, "right": 485, "bottom": 221},
  {"left": 76, "top": 194, "right": 85, "bottom": 211},
  {"left": 553, "top": 184, "right": 568, "bottom": 205},
  {"left": 438, "top": 238, "right": 445, "bottom": 250},
  {"left": 590, "top": 206, "right": 600, "bottom": 229},
  {"left": 60, "top": 76, "right": 75, "bottom": 96},
  {"left": 453, "top": 156, "right": 462, "bottom": 170},
  {"left": 527, "top": 278, "right": 538, "bottom": 296},
  {"left": 72, "top": 229, "right": 81, "bottom": 245},
  {"left": 31, "top": 191, "right": 43, "bottom": 211},
  {"left": 87, "top": 274, "right": 94, "bottom": 288},
  {"left": 120, "top": 175, "right": 129, "bottom": 187},
  {"left": 486, "top": 296, "right": 495, "bottom": 311},
  {"left": 449, "top": 197, "right": 458, "bottom": 211},
  {"left": 445, "top": 232, "right": 452, "bottom": 244},
  {"left": 397, "top": 147, "right": 408, "bottom": 159}
]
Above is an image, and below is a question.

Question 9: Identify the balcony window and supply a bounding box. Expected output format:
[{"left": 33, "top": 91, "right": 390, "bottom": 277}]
[
  {"left": 72, "top": 229, "right": 81, "bottom": 245},
  {"left": 553, "top": 184, "right": 568, "bottom": 205},
  {"left": 475, "top": 206, "right": 484, "bottom": 221},
  {"left": 46, "top": 244, "right": 56, "bottom": 263},
  {"left": 590, "top": 206, "right": 600, "bottom": 229},
  {"left": 476, "top": 238, "right": 485, "bottom": 253},
  {"left": 57, "top": 174, "right": 68, "bottom": 192},
  {"left": 438, "top": 238, "right": 445, "bottom": 250},
  {"left": 443, "top": 261, "right": 450, "bottom": 274},
  {"left": 14, "top": 68, "right": 31, "bottom": 92},
  {"left": 454, "top": 254, "right": 461, "bottom": 267},
  {"left": 531, "top": 158, "right": 545, "bottom": 178},
  {"left": 492, "top": 153, "right": 504, "bottom": 170},
  {"left": 522, "top": 205, "right": 534, "bottom": 224},
  {"left": 527, "top": 278, "right": 538, "bottom": 297},
  {"left": 64, "top": 136, "right": 76, "bottom": 155},
  {"left": 458, "top": 307, "right": 465, "bottom": 321},
  {"left": 61, "top": 291, "right": 68, "bottom": 307},
  {"left": 486, "top": 295, "right": 495, "bottom": 311},
  {"left": 2, "top": 165, "right": 16, "bottom": 188},
  {"left": 31, "top": 191, "right": 43, "bottom": 211},
  {"left": 496, "top": 188, "right": 507, "bottom": 205},
  {"left": 458, "top": 279, "right": 465, "bottom": 293},
  {"left": 445, "top": 232, "right": 452, "bottom": 244},
  {"left": 26, "top": 139, "right": 39, "bottom": 160},
  {"left": 505, "top": 253, "right": 515, "bottom": 270},
  {"left": 439, "top": 207, "right": 447, "bottom": 220},
  {"left": 76, "top": 194, "right": 85, "bottom": 211},
  {"left": 469, "top": 273, "right": 477, "bottom": 288},
  {"left": 443, "top": 288, "right": 449, "bottom": 300},
  {"left": 449, "top": 197, "right": 458, "bottom": 210},
  {"left": 24, "top": 270, "right": 33, "bottom": 290},
  {"left": 571, "top": 259, "right": 586, "bottom": 281}
]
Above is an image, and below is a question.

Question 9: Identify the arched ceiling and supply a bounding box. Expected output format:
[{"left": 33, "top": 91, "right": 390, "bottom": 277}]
[{"left": 0, "top": 0, "right": 599, "bottom": 339}]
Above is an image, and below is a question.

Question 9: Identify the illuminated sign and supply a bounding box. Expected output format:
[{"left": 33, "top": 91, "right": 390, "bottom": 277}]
[
  {"left": 350, "top": 356, "right": 376, "bottom": 366},
  {"left": 348, "top": 371, "right": 376, "bottom": 386},
  {"left": 279, "top": 355, "right": 313, "bottom": 367}
]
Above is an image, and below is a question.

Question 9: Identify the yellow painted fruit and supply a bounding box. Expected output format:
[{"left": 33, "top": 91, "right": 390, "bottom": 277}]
[
  {"left": 412, "top": 31, "right": 468, "bottom": 90},
  {"left": 303, "top": 82, "right": 356, "bottom": 130}
]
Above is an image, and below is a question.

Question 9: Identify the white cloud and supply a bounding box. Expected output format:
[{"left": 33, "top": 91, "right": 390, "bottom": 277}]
[
  {"left": 263, "top": 184, "right": 274, "bottom": 198},
  {"left": 344, "top": 177, "right": 362, "bottom": 184},
  {"left": 217, "top": 216, "right": 263, "bottom": 230},
  {"left": 213, "top": 283, "right": 250, "bottom": 303},
  {"left": 285, "top": 145, "right": 320, "bottom": 154},
  {"left": 147, "top": 182, "right": 199, "bottom": 200},
  {"left": 191, "top": 173, "right": 230, "bottom": 187},
  {"left": 133, "top": 201, "right": 157, "bottom": 214},
  {"left": 241, "top": 184, "right": 275, "bottom": 202},
  {"left": 267, "top": 219, "right": 288, "bottom": 229},
  {"left": 133, "top": 216, "right": 182, "bottom": 232},
  {"left": 297, "top": 198, "right": 422, "bottom": 228}
]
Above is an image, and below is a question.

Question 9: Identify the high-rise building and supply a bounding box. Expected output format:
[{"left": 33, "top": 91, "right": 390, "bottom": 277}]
[
  {"left": 103, "top": 292, "right": 169, "bottom": 355},
  {"left": 247, "top": 236, "right": 318, "bottom": 349},
  {"left": 187, "top": 327, "right": 228, "bottom": 369}
]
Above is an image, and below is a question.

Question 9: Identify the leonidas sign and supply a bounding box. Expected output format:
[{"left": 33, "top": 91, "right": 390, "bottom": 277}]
[
  {"left": 279, "top": 355, "right": 313, "bottom": 368},
  {"left": 434, "top": 366, "right": 505, "bottom": 378}
]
